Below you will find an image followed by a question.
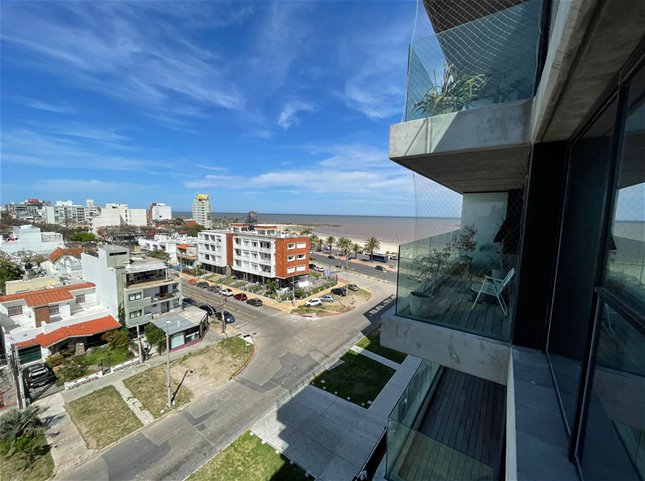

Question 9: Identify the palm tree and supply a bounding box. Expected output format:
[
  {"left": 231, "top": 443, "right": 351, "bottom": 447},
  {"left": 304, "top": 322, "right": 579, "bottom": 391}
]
[
  {"left": 308, "top": 233, "right": 320, "bottom": 253},
  {"left": 315, "top": 238, "right": 324, "bottom": 252},
  {"left": 336, "top": 237, "right": 352, "bottom": 269},
  {"left": 325, "top": 236, "right": 336, "bottom": 254},
  {"left": 300, "top": 228, "right": 313, "bottom": 236},
  {"left": 364, "top": 237, "right": 381, "bottom": 261},
  {"left": 352, "top": 242, "right": 361, "bottom": 260}
]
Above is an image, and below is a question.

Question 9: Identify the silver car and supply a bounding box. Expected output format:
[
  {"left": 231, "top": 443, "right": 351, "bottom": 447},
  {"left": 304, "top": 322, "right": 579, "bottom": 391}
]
[{"left": 320, "top": 294, "right": 334, "bottom": 302}]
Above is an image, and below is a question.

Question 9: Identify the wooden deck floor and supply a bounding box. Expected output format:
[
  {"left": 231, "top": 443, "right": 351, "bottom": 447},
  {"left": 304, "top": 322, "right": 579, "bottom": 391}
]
[
  {"left": 391, "top": 369, "right": 506, "bottom": 481},
  {"left": 400, "top": 276, "right": 512, "bottom": 341}
]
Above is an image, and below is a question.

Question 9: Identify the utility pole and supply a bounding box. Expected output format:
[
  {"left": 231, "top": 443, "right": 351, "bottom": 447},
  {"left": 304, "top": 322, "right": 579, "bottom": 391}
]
[
  {"left": 165, "top": 321, "right": 172, "bottom": 409},
  {"left": 137, "top": 324, "right": 143, "bottom": 363},
  {"left": 10, "top": 343, "right": 25, "bottom": 409}
]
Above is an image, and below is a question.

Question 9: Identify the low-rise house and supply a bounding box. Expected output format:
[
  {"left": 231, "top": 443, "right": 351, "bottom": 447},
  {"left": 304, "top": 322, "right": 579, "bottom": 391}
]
[
  {"left": 176, "top": 243, "right": 198, "bottom": 269},
  {"left": 137, "top": 235, "right": 197, "bottom": 264},
  {"left": 150, "top": 306, "right": 208, "bottom": 351},
  {"left": 43, "top": 247, "right": 84, "bottom": 280},
  {"left": 0, "top": 282, "right": 120, "bottom": 365}
]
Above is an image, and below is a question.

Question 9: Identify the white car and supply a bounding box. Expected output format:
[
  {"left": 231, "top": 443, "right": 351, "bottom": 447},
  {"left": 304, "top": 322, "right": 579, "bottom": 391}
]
[
  {"left": 304, "top": 298, "right": 322, "bottom": 307},
  {"left": 220, "top": 288, "right": 234, "bottom": 297},
  {"left": 315, "top": 266, "right": 325, "bottom": 272},
  {"left": 320, "top": 294, "right": 334, "bottom": 302}
]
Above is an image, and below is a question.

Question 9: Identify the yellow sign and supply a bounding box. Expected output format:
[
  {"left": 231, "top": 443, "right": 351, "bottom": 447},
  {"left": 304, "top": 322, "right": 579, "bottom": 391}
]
[{"left": 196, "top": 194, "right": 209, "bottom": 200}]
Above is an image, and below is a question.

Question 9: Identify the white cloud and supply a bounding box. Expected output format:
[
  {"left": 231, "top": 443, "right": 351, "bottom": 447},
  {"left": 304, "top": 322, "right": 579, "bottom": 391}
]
[
  {"left": 31, "top": 178, "right": 156, "bottom": 194},
  {"left": 1, "top": 2, "right": 246, "bottom": 126},
  {"left": 277, "top": 100, "right": 317, "bottom": 129},
  {"left": 16, "top": 98, "right": 75, "bottom": 114}
]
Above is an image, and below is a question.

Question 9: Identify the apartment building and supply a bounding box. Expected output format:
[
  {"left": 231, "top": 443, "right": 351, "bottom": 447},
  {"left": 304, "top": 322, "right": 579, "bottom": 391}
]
[
  {"left": 0, "top": 225, "right": 64, "bottom": 255},
  {"left": 43, "top": 201, "right": 87, "bottom": 226},
  {"left": 81, "top": 246, "right": 182, "bottom": 329},
  {"left": 191, "top": 193, "right": 212, "bottom": 228},
  {"left": 198, "top": 224, "right": 310, "bottom": 285},
  {"left": 91, "top": 203, "right": 148, "bottom": 231},
  {"left": 149, "top": 202, "right": 172, "bottom": 222},
  {"left": 0, "top": 281, "right": 119, "bottom": 365},
  {"left": 4, "top": 199, "right": 48, "bottom": 222},
  {"left": 138, "top": 235, "right": 197, "bottom": 264},
  {"left": 379, "top": 2, "right": 644, "bottom": 481}
]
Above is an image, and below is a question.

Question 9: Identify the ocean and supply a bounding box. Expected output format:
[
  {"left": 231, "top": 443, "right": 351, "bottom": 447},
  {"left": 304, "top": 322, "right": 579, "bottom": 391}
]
[{"left": 174, "top": 212, "right": 461, "bottom": 246}]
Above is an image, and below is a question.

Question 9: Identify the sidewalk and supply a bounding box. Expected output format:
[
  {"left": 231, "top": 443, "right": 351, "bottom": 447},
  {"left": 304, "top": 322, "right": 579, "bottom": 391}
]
[
  {"left": 350, "top": 345, "right": 401, "bottom": 370},
  {"left": 36, "top": 324, "right": 235, "bottom": 478}
]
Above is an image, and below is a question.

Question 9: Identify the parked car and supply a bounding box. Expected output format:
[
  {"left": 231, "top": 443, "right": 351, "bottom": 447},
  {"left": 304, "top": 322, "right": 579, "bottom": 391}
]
[
  {"left": 309, "top": 263, "right": 317, "bottom": 269},
  {"left": 198, "top": 304, "right": 216, "bottom": 316},
  {"left": 327, "top": 255, "right": 335, "bottom": 259},
  {"left": 183, "top": 297, "right": 197, "bottom": 306},
  {"left": 23, "top": 364, "right": 55, "bottom": 389},
  {"left": 215, "top": 310, "right": 235, "bottom": 323},
  {"left": 246, "top": 298, "right": 263, "bottom": 307},
  {"left": 348, "top": 283, "right": 359, "bottom": 291},
  {"left": 234, "top": 293, "right": 248, "bottom": 301},
  {"left": 375, "top": 265, "right": 387, "bottom": 272},
  {"left": 304, "top": 298, "right": 323, "bottom": 307},
  {"left": 196, "top": 281, "right": 209, "bottom": 288},
  {"left": 315, "top": 266, "right": 325, "bottom": 272},
  {"left": 390, "top": 255, "right": 398, "bottom": 261},
  {"left": 331, "top": 287, "right": 347, "bottom": 296},
  {"left": 320, "top": 294, "right": 334, "bottom": 303},
  {"left": 220, "top": 288, "right": 234, "bottom": 297},
  {"left": 207, "top": 285, "right": 221, "bottom": 293},
  {"left": 188, "top": 278, "right": 197, "bottom": 285}
]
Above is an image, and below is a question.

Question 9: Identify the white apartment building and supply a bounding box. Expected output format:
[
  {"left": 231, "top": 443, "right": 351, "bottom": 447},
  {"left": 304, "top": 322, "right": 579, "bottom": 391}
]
[
  {"left": 138, "top": 234, "right": 197, "bottom": 264},
  {"left": 198, "top": 224, "right": 310, "bottom": 285},
  {"left": 150, "top": 203, "right": 172, "bottom": 222},
  {"left": 0, "top": 225, "right": 64, "bottom": 255},
  {"left": 43, "top": 201, "right": 87, "bottom": 225},
  {"left": 91, "top": 203, "right": 148, "bottom": 231},
  {"left": 192, "top": 194, "right": 212, "bottom": 228}
]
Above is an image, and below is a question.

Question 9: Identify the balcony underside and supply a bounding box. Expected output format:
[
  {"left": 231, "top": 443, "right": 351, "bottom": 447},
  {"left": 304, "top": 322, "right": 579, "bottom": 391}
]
[{"left": 390, "top": 99, "right": 531, "bottom": 194}]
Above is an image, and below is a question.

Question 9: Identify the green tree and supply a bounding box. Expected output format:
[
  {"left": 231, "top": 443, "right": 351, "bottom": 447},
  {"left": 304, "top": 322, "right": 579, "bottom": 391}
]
[
  {"left": 185, "top": 224, "right": 205, "bottom": 237},
  {"left": 300, "top": 228, "right": 313, "bottom": 236},
  {"left": 336, "top": 237, "right": 352, "bottom": 269},
  {"left": 325, "top": 236, "right": 336, "bottom": 254},
  {"left": 70, "top": 232, "right": 96, "bottom": 242},
  {"left": 265, "top": 279, "right": 278, "bottom": 295},
  {"left": 144, "top": 323, "right": 166, "bottom": 354},
  {"left": 308, "top": 233, "right": 319, "bottom": 252},
  {"left": 102, "top": 328, "right": 131, "bottom": 352},
  {"left": 174, "top": 217, "right": 185, "bottom": 226},
  {"left": 352, "top": 243, "right": 361, "bottom": 259},
  {"left": 0, "top": 405, "right": 49, "bottom": 469},
  {"left": 0, "top": 252, "right": 23, "bottom": 295},
  {"left": 147, "top": 250, "right": 170, "bottom": 262},
  {"left": 364, "top": 237, "right": 381, "bottom": 261}
]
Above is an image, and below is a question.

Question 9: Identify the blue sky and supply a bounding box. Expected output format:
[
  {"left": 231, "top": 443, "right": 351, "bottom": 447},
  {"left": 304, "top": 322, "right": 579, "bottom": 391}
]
[{"left": 0, "top": 0, "right": 462, "bottom": 217}]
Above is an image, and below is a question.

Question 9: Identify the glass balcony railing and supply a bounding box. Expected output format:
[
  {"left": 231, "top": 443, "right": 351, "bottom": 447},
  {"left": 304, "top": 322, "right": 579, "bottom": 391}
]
[
  {"left": 405, "top": 0, "right": 543, "bottom": 121},
  {"left": 396, "top": 229, "right": 517, "bottom": 342},
  {"left": 387, "top": 361, "right": 496, "bottom": 481}
]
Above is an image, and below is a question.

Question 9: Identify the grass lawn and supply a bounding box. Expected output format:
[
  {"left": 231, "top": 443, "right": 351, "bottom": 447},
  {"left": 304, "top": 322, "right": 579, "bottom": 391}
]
[
  {"left": 0, "top": 430, "right": 54, "bottom": 481},
  {"left": 82, "top": 345, "right": 133, "bottom": 367},
  {"left": 311, "top": 351, "right": 395, "bottom": 407},
  {"left": 66, "top": 386, "right": 143, "bottom": 450},
  {"left": 124, "top": 337, "right": 251, "bottom": 418},
  {"left": 188, "top": 431, "right": 307, "bottom": 481},
  {"left": 356, "top": 328, "right": 407, "bottom": 364}
]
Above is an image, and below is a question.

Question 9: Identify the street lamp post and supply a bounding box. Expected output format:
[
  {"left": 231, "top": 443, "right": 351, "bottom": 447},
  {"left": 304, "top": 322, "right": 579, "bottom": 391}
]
[{"left": 165, "top": 320, "right": 172, "bottom": 409}]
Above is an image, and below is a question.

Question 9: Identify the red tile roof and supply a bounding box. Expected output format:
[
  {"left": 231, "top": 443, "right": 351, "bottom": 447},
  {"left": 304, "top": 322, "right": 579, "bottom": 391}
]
[
  {"left": 14, "top": 315, "right": 121, "bottom": 349},
  {"left": 0, "top": 282, "right": 95, "bottom": 307},
  {"left": 49, "top": 247, "right": 84, "bottom": 263},
  {"left": 177, "top": 243, "right": 190, "bottom": 249}
]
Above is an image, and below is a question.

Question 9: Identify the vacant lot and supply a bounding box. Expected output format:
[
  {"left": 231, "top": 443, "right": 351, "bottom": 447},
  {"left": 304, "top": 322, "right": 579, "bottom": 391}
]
[
  {"left": 66, "top": 386, "right": 143, "bottom": 450},
  {"left": 124, "top": 337, "right": 252, "bottom": 418},
  {"left": 188, "top": 431, "right": 307, "bottom": 481},
  {"left": 356, "top": 328, "right": 407, "bottom": 364},
  {"left": 311, "top": 351, "right": 395, "bottom": 407}
]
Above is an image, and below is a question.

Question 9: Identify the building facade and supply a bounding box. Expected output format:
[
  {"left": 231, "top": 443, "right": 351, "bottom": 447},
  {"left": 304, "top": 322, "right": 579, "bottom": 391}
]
[
  {"left": 198, "top": 224, "right": 310, "bottom": 285},
  {"left": 0, "top": 225, "right": 64, "bottom": 255},
  {"left": 91, "top": 203, "right": 148, "bottom": 230},
  {"left": 0, "top": 281, "right": 120, "bottom": 365},
  {"left": 150, "top": 202, "right": 172, "bottom": 222},
  {"left": 380, "top": 2, "right": 644, "bottom": 481},
  {"left": 81, "top": 246, "right": 182, "bottom": 329},
  {"left": 191, "top": 193, "right": 212, "bottom": 229}
]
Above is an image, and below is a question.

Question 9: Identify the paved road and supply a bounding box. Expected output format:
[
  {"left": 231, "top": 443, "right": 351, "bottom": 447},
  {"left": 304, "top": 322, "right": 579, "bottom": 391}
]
[
  {"left": 60, "top": 275, "right": 396, "bottom": 481},
  {"left": 309, "top": 253, "right": 398, "bottom": 284}
]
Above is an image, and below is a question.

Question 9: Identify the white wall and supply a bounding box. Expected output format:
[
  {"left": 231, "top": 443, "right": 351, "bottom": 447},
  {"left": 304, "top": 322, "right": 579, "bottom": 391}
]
[
  {"left": 81, "top": 253, "right": 119, "bottom": 318},
  {"left": 129, "top": 209, "right": 148, "bottom": 226},
  {"left": 151, "top": 205, "right": 172, "bottom": 221}
]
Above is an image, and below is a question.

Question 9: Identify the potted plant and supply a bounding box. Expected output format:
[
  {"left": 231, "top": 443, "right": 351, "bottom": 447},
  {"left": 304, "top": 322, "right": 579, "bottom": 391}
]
[
  {"left": 447, "top": 224, "right": 478, "bottom": 278},
  {"left": 409, "top": 245, "right": 453, "bottom": 317}
]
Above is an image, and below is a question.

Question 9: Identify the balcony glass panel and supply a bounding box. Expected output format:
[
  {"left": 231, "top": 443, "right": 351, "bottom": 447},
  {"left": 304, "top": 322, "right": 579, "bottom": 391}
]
[
  {"left": 405, "top": 0, "right": 543, "bottom": 121},
  {"left": 396, "top": 230, "right": 516, "bottom": 342}
]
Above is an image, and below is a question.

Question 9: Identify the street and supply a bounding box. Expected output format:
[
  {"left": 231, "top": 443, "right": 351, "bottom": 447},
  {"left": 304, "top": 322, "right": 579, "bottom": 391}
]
[
  {"left": 60, "top": 274, "right": 396, "bottom": 481},
  {"left": 309, "top": 252, "right": 398, "bottom": 284}
]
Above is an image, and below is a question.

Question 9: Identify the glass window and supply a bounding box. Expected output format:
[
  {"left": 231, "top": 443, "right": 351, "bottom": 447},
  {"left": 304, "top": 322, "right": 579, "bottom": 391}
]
[
  {"left": 128, "top": 292, "right": 142, "bottom": 301},
  {"left": 603, "top": 65, "right": 645, "bottom": 313},
  {"left": 8, "top": 305, "right": 22, "bottom": 316},
  {"left": 76, "top": 295, "right": 85, "bottom": 303},
  {"left": 548, "top": 97, "right": 618, "bottom": 430},
  {"left": 129, "top": 310, "right": 142, "bottom": 319},
  {"left": 49, "top": 305, "right": 59, "bottom": 315}
]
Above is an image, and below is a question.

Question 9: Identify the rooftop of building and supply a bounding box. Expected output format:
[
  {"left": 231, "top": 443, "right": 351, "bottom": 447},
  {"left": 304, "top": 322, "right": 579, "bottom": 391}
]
[
  {"left": 49, "top": 246, "right": 84, "bottom": 263},
  {"left": 0, "top": 282, "right": 96, "bottom": 307},
  {"left": 151, "top": 306, "right": 206, "bottom": 336}
]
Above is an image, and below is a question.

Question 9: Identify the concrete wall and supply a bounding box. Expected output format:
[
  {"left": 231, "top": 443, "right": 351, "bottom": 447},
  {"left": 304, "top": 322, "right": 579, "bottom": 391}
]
[{"left": 5, "top": 277, "right": 57, "bottom": 295}]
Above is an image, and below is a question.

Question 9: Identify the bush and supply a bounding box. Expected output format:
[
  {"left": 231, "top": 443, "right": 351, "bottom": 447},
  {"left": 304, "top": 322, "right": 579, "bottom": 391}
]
[
  {"left": 102, "top": 329, "right": 131, "bottom": 352},
  {"left": 144, "top": 323, "right": 166, "bottom": 354},
  {"left": 59, "top": 357, "right": 88, "bottom": 382},
  {"left": 46, "top": 353, "right": 65, "bottom": 369}
]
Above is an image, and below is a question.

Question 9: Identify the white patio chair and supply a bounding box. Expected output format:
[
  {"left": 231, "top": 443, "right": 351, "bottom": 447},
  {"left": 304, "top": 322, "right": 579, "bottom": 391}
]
[{"left": 471, "top": 268, "right": 516, "bottom": 316}]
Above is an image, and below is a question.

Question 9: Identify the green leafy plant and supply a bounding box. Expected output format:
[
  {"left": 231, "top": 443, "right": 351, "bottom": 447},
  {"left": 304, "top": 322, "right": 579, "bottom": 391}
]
[{"left": 413, "top": 62, "right": 486, "bottom": 116}]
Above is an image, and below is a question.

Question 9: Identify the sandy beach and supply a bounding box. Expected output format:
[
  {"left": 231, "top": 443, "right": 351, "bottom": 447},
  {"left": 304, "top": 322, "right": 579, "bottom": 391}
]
[{"left": 283, "top": 224, "right": 401, "bottom": 255}]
